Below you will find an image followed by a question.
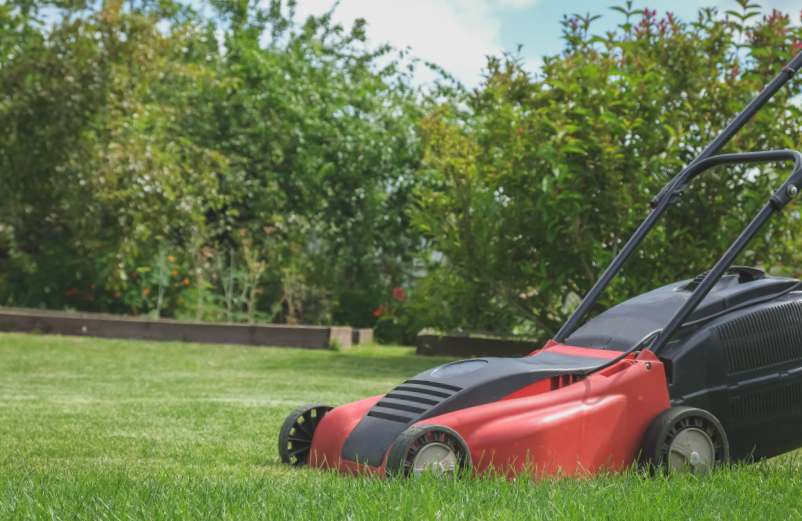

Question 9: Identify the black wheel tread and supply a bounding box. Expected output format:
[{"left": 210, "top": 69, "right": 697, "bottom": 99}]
[
  {"left": 641, "top": 406, "right": 729, "bottom": 473},
  {"left": 278, "top": 404, "right": 332, "bottom": 466},
  {"left": 385, "top": 424, "right": 472, "bottom": 478}
]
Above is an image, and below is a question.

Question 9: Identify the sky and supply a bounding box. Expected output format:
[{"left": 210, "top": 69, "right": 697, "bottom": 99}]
[{"left": 292, "top": 0, "right": 802, "bottom": 86}]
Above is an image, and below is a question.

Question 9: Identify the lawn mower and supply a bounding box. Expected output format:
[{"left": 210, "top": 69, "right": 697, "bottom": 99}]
[{"left": 278, "top": 51, "right": 802, "bottom": 478}]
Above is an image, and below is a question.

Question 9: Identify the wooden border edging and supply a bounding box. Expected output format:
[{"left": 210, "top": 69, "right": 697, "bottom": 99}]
[
  {"left": 416, "top": 332, "right": 538, "bottom": 357},
  {"left": 0, "top": 307, "right": 356, "bottom": 350}
]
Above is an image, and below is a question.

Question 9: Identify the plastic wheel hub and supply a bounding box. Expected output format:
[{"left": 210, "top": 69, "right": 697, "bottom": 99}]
[
  {"left": 411, "top": 442, "right": 458, "bottom": 476},
  {"left": 385, "top": 424, "right": 472, "bottom": 478},
  {"left": 668, "top": 427, "right": 715, "bottom": 473}
]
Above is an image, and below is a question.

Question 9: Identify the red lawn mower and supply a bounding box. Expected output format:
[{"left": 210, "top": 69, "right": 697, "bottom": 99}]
[{"left": 278, "top": 51, "right": 802, "bottom": 478}]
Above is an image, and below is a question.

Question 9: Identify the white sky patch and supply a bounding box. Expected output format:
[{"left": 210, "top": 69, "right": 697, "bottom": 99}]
[{"left": 290, "top": 0, "right": 539, "bottom": 86}]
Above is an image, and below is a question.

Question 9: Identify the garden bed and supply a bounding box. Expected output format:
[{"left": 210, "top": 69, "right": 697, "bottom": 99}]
[{"left": 0, "top": 306, "right": 355, "bottom": 349}]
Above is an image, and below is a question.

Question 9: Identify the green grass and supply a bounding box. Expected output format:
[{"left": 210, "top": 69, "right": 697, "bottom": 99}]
[{"left": 1, "top": 333, "right": 802, "bottom": 520}]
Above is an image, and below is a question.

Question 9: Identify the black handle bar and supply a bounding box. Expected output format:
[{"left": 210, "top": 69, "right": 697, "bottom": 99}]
[
  {"left": 578, "top": 149, "right": 802, "bottom": 373},
  {"left": 667, "top": 149, "right": 801, "bottom": 201}
]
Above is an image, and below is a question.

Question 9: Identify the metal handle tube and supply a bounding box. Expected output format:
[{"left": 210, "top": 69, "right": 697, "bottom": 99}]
[
  {"left": 554, "top": 52, "right": 802, "bottom": 342},
  {"left": 676, "top": 150, "right": 802, "bottom": 189}
]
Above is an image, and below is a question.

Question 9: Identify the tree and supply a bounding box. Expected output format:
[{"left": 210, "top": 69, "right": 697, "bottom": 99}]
[{"left": 0, "top": 0, "right": 428, "bottom": 330}]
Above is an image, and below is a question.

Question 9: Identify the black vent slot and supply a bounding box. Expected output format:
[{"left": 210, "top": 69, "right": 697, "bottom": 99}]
[
  {"left": 406, "top": 379, "right": 462, "bottom": 392},
  {"left": 366, "top": 410, "right": 411, "bottom": 423},
  {"left": 383, "top": 392, "right": 438, "bottom": 406},
  {"left": 716, "top": 300, "right": 802, "bottom": 374},
  {"left": 730, "top": 380, "right": 802, "bottom": 418},
  {"left": 366, "top": 379, "right": 463, "bottom": 424},
  {"left": 375, "top": 400, "right": 426, "bottom": 414},
  {"left": 394, "top": 385, "right": 451, "bottom": 398}
]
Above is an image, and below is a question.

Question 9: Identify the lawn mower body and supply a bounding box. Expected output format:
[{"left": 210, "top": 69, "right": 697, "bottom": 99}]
[
  {"left": 308, "top": 344, "right": 670, "bottom": 477},
  {"left": 279, "top": 51, "right": 802, "bottom": 478}
]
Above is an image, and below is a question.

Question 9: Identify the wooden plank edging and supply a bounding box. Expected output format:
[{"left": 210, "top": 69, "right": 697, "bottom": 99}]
[{"left": 0, "top": 307, "right": 355, "bottom": 350}]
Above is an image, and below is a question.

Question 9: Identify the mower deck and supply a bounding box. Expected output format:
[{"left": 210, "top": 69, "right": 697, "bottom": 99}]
[{"left": 306, "top": 344, "right": 669, "bottom": 477}]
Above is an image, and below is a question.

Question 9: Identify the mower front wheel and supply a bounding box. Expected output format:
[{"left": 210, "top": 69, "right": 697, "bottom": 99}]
[
  {"left": 385, "top": 424, "right": 472, "bottom": 478},
  {"left": 278, "top": 404, "right": 332, "bottom": 466},
  {"left": 642, "top": 406, "right": 729, "bottom": 474}
]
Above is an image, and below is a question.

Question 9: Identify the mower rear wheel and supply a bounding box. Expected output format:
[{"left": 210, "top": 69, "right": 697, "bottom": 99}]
[
  {"left": 385, "top": 425, "right": 471, "bottom": 478},
  {"left": 642, "top": 406, "right": 729, "bottom": 474},
  {"left": 278, "top": 404, "right": 332, "bottom": 466}
]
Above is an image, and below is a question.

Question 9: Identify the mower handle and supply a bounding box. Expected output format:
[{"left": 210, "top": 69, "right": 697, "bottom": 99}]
[
  {"left": 667, "top": 149, "right": 802, "bottom": 206},
  {"left": 579, "top": 150, "right": 802, "bottom": 373},
  {"left": 650, "top": 149, "right": 802, "bottom": 354},
  {"left": 555, "top": 51, "right": 802, "bottom": 343}
]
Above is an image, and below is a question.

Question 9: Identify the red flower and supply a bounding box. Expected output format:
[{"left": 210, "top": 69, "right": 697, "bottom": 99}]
[
  {"left": 392, "top": 287, "right": 406, "bottom": 302},
  {"left": 372, "top": 305, "right": 385, "bottom": 318}
]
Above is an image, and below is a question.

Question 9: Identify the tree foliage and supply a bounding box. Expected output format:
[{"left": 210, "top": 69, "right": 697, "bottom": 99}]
[
  {"left": 0, "top": 0, "right": 425, "bottom": 328},
  {"left": 412, "top": 1, "right": 802, "bottom": 338},
  {"left": 2, "top": 1, "right": 802, "bottom": 344}
]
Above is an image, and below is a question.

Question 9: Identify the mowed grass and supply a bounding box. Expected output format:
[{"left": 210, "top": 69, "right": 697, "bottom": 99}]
[{"left": 1, "top": 333, "right": 801, "bottom": 520}]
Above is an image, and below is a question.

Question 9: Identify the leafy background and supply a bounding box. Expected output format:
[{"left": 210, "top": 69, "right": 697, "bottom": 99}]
[{"left": 1, "top": 0, "right": 801, "bottom": 344}]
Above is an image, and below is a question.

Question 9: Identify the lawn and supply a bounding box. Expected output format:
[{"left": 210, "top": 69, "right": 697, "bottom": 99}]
[{"left": 1, "top": 333, "right": 801, "bottom": 520}]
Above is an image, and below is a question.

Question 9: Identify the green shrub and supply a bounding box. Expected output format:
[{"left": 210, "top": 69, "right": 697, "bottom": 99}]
[{"left": 411, "top": 2, "right": 802, "bottom": 339}]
